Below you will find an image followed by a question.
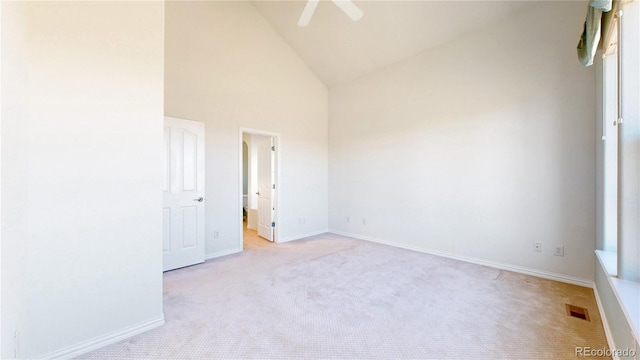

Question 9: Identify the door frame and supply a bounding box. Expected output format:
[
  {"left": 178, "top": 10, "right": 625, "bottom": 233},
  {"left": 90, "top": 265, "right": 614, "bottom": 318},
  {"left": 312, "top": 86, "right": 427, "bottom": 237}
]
[{"left": 238, "top": 127, "right": 280, "bottom": 247}]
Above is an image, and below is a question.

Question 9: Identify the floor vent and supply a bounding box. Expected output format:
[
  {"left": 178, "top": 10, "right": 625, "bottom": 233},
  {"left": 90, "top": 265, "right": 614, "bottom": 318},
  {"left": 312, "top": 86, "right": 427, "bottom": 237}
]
[{"left": 566, "top": 304, "right": 590, "bottom": 321}]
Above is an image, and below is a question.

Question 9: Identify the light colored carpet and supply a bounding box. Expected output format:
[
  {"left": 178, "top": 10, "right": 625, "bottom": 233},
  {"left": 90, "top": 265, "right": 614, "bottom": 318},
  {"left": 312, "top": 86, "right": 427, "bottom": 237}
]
[{"left": 80, "top": 233, "right": 609, "bottom": 359}]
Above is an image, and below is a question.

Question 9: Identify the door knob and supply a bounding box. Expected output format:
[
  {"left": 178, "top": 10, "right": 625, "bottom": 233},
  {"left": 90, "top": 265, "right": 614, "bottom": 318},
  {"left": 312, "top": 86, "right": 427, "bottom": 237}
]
[
  {"left": 256, "top": 192, "right": 260, "bottom": 195},
  {"left": 193, "top": 197, "right": 204, "bottom": 202}
]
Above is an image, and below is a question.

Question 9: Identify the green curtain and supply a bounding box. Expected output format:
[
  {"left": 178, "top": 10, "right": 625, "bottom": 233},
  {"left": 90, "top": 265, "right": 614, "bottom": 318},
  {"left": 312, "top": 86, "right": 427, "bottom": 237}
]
[{"left": 577, "top": 0, "right": 613, "bottom": 66}]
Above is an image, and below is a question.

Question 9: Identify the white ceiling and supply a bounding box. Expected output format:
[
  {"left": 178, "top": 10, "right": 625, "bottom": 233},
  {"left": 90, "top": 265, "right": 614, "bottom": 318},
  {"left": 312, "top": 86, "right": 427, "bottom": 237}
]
[{"left": 252, "top": 0, "right": 539, "bottom": 87}]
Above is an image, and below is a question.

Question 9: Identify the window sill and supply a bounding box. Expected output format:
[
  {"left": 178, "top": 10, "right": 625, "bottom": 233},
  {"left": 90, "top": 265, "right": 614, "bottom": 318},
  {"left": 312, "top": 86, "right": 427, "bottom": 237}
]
[
  {"left": 596, "top": 250, "right": 640, "bottom": 345},
  {"left": 596, "top": 249, "right": 618, "bottom": 276}
]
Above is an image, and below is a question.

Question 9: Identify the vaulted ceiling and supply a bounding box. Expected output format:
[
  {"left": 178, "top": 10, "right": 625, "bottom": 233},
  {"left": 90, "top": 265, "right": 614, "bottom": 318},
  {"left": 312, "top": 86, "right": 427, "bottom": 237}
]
[{"left": 252, "top": 1, "right": 539, "bottom": 87}]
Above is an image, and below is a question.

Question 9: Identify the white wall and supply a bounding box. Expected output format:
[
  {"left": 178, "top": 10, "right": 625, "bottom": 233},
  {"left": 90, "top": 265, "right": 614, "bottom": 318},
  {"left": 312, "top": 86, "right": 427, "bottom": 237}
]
[
  {"left": 2, "top": 2, "right": 30, "bottom": 356},
  {"left": 329, "top": 2, "right": 596, "bottom": 282},
  {"left": 165, "top": 1, "right": 329, "bottom": 253},
  {"left": 0, "top": 1, "right": 3, "bottom": 354},
  {"left": 1, "top": 2, "right": 165, "bottom": 358}
]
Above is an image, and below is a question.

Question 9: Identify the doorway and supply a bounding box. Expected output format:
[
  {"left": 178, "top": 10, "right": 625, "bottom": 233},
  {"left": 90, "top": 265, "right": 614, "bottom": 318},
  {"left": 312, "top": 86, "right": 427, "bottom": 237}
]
[{"left": 239, "top": 128, "right": 279, "bottom": 250}]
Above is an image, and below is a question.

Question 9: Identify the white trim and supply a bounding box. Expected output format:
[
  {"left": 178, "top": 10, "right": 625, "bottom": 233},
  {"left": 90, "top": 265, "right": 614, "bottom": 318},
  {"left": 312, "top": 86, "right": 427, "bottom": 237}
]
[
  {"left": 329, "top": 230, "right": 593, "bottom": 288},
  {"left": 593, "top": 283, "right": 620, "bottom": 360},
  {"left": 205, "top": 248, "right": 242, "bottom": 260},
  {"left": 38, "top": 314, "right": 165, "bottom": 360},
  {"left": 609, "top": 277, "right": 640, "bottom": 346},
  {"left": 596, "top": 249, "right": 618, "bottom": 276},
  {"left": 596, "top": 250, "right": 640, "bottom": 347},
  {"left": 279, "top": 229, "right": 329, "bottom": 243}
]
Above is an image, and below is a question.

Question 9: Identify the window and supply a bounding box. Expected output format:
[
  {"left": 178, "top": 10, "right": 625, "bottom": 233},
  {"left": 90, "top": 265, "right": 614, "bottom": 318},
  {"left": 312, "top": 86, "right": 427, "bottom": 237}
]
[{"left": 602, "top": 52, "right": 617, "bottom": 253}]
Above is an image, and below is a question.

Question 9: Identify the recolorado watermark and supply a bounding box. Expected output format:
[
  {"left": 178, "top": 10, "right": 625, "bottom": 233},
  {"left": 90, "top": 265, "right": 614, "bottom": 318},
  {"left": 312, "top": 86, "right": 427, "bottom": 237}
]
[{"left": 575, "top": 346, "right": 636, "bottom": 357}]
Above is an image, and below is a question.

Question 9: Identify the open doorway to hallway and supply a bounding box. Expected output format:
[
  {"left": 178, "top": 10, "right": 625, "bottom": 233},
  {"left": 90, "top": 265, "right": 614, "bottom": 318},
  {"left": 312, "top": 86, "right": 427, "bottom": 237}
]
[{"left": 240, "top": 129, "right": 279, "bottom": 250}]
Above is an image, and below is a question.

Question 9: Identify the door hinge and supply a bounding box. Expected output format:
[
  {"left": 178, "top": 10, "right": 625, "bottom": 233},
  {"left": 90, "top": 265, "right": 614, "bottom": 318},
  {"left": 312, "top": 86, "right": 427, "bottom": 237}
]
[
  {"left": 271, "top": 146, "right": 275, "bottom": 151},
  {"left": 271, "top": 222, "right": 275, "bottom": 227},
  {"left": 272, "top": 184, "right": 275, "bottom": 189}
]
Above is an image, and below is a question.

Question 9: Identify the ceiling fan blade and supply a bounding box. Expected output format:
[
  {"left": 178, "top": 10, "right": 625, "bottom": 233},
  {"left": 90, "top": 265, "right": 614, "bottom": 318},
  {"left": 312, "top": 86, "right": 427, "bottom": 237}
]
[
  {"left": 298, "top": 0, "right": 320, "bottom": 27},
  {"left": 331, "top": 0, "right": 363, "bottom": 22}
]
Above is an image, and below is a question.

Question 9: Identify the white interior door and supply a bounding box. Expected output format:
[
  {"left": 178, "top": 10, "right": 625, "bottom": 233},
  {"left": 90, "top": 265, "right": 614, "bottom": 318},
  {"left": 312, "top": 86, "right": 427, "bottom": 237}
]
[
  {"left": 257, "top": 138, "right": 274, "bottom": 241},
  {"left": 163, "top": 117, "right": 205, "bottom": 271}
]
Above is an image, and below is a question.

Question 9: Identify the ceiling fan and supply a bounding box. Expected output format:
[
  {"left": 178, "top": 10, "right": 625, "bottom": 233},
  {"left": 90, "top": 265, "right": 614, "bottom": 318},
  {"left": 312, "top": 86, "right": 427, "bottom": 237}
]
[{"left": 298, "top": 0, "right": 364, "bottom": 27}]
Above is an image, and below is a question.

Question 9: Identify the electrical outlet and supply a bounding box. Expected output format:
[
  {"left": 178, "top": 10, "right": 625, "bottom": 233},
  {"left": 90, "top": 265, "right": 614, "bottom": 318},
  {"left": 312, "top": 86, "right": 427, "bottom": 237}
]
[
  {"left": 214, "top": 231, "right": 219, "bottom": 238},
  {"left": 346, "top": 216, "right": 350, "bottom": 223},
  {"left": 303, "top": 218, "right": 306, "bottom": 224},
  {"left": 298, "top": 218, "right": 302, "bottom": 224},
  {"left": 533, "top": 242, "right": 542, "bottom": 253},
  {"left": 362, "top": 218, "right": 366, "bottom": 225},
  {"left": 554, "top": 246, "right": 564, "bottom": 257}
]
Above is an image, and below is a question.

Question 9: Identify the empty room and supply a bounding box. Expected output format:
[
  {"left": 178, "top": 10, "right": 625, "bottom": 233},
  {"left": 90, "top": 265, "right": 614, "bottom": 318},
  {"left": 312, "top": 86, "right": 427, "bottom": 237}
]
[{"left": 1, "top": 0, "right": 639, "bottom": 359}]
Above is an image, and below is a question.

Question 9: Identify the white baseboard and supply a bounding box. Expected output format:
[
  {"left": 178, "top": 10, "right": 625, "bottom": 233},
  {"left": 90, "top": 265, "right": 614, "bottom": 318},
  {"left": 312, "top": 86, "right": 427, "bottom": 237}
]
[
  {"left": 205, "top": 248, "right": 241, "bottom": 260},
  {"left": 38, "top": 314, "right": 165, "bottom": 360},
  {"left": 593, "top": 283, "right": 620, "bottom": 360},
  {"left": 329, "top": 230, "right": 593, "bottom": 288},
  {"left": 279, "top": 229, "right": 329, "bottom": 243}
]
